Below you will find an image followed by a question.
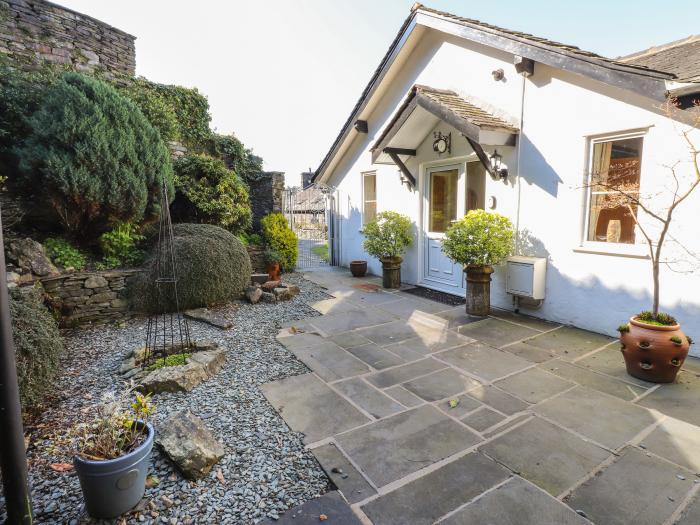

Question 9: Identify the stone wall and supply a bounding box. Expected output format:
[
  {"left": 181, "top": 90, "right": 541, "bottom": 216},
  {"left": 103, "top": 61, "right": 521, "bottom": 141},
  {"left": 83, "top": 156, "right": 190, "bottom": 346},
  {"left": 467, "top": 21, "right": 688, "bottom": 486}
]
[
  {"left": 249, "top": 171, "right": 285, "bottom": 231},
  {"left": 41, "top": 269, "right": 141, "bottom": 326},
  {"left": 247, "top": 245, "right": 266, "bottom": 273},
  {"left": 0, "top": 0, "right": 136, "bottom": 78}
]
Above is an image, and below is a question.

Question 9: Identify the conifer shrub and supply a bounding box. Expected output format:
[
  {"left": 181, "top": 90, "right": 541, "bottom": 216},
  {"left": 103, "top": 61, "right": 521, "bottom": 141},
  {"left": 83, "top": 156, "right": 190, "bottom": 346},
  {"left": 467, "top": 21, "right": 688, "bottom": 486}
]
[
  {"left": 130, "top": 223, "right": 251, "bottom": 312},
  {"left": 207, "top": 133, "right": 263, "bottom": 182},
  {"left": 172, "top": 154, "right": 252, "bottom": 233},
  {"left": 10, "top": 285, "right": 64, "bottom": 412},
  {"left": 14, "top": 72, "right": 173, "bottom": 237},
  {"left": 260, "top": 213, "right": 298, "bottom": 271}
]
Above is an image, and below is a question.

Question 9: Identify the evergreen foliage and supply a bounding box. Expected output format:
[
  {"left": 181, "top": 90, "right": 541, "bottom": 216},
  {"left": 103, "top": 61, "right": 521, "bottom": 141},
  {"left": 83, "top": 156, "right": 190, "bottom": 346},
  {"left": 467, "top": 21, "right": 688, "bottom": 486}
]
[
  {"left": 442, "top": 210, "right": 514, "bottom": 267},
  {"left": 362, "top": 211, "right": 413, "bottom": 260},
  {"left": 207, "top": 133, "right": 263, "bottom": 182},
  {"left": 260, "top": 213, "right": 298, "bottom": 271}
]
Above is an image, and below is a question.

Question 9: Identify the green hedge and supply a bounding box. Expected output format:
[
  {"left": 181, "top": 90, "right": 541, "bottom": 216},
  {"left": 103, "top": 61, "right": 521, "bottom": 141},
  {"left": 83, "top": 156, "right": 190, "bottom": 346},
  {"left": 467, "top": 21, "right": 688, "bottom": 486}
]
[
  {"left": 130, "top": 223, "right": 252, "bottom": 312},
  {"left": 207, "top": 133, "right": 263, "bottom": 182},
  {"left": 10, "top": 286, "right": 64, "bottom": 412},
  {"left": 261, "top": 213, "right": 298, "bottom": 271}
]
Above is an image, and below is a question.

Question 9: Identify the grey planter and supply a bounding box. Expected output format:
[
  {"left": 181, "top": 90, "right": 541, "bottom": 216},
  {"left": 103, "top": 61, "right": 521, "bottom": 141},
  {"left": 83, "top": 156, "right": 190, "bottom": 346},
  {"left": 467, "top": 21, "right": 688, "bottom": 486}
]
[{"left": 73, "top": 422, "right": 154, "bottom": 519}]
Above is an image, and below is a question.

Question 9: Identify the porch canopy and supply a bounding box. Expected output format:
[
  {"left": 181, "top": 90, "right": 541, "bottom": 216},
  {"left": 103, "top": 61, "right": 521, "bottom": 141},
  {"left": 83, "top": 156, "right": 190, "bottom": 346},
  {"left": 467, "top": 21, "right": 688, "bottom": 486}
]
[{"left": 370, "top": 85, "right": 519, "bottom": 186}]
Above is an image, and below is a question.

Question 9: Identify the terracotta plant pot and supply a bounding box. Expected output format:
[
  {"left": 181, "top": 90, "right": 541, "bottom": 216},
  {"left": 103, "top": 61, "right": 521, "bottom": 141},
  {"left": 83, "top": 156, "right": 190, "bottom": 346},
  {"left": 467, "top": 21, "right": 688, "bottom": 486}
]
[
  {"left": 464, "top": 265, "right": 494, "bottom": 317},
  {"left": 620, "top": 317, "right": 690, "bottom": 383},
  {"left": 266, "top": 262, "right": 281, "bottom": 281},
  {"left": 380, "top": 256, "right": 402, "bottom": 289},
  {"left": 350, "top": 260, "right": 368, "bottom": 278}
]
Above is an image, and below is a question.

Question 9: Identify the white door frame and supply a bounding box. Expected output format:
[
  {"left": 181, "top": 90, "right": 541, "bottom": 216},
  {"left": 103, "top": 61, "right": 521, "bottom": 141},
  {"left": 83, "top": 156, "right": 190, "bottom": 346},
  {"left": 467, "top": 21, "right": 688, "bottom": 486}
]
[{"left": 417, "top": 154, "right": 479, "bottom": 294}]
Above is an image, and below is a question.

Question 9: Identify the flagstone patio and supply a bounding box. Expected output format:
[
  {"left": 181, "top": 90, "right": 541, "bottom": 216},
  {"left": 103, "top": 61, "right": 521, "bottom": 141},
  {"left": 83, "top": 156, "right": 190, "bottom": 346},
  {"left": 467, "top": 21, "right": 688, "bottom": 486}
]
[{"left": 262, "top": 268, "right": 700, "bottom": 525}]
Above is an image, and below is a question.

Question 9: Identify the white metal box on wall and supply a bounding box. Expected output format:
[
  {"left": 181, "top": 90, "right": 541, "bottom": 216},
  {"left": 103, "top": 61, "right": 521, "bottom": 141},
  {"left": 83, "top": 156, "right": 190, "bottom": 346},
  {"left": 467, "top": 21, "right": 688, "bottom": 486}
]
[{"left": 505, "top": 256, "right": 547, "bottom": 300}]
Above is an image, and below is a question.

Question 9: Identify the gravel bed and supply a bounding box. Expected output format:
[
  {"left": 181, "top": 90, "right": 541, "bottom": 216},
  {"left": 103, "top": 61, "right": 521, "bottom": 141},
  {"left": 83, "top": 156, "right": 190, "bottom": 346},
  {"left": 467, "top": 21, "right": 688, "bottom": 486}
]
[{"left": 1, "top": 273, "right": 333, "bottom": 524}]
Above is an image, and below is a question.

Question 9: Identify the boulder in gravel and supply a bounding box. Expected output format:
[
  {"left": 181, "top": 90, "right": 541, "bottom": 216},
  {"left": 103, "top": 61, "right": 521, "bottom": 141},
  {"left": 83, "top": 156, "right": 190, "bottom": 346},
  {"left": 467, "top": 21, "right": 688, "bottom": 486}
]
[
  {"left": 189, "top": 349, "right": 226, "bottom": 376},
  {"left": 138, "top": 362, "right": 208, "bottom": 394},
  {"left": 6, "top": 238, "right": 58, "bottom": 276},
  {"left": 184, "top": 307, "right": 233, "bottom": 329},
  {"left": 245, "top": 285, "right": 263, "bottom": 304},
  {"left": 261, "top": 291, "right": 277, "bottom": 303},
  {"left": 262, "top": 280, "right": 281, "bottom": 292},
  {"left": 157, "top": 410, "right": 225, "bottom": 480},
  {"left": 274, "top": 287, "right": 293, "bottom": 301}
]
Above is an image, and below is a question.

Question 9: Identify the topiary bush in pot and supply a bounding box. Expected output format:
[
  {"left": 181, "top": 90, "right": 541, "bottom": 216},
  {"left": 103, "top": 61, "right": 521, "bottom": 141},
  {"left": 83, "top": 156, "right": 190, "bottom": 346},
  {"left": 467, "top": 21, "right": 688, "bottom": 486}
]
[
  {"left": 260, "top": 213, "right": 298, "bottom": 272},
  {"left": 14, "top": 72, "right": 173, "bottom": 238},
  {"left": 9, "top": 285, "right": 64, "bottom": 413},
  {"left": 442, "top": 210, "right": 514, "bottom": 316},
  {"left": 130, "top": 223, "right": 251, "bottom": 312},
  {"left": 172, "top": 153, "right": 252, "bottom": 234},
  {"left": 362, "top": 211, "right": 413, "bottom": 288}
]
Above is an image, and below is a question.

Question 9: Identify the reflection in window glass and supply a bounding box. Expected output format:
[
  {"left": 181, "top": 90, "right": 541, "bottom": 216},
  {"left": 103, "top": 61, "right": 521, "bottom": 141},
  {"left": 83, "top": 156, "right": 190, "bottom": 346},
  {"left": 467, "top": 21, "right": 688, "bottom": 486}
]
[
  {"left": 587, "top": 136, "right": 642, "bottom": 244},
  {"left": 363, "top": 172, "right": 376, "bottom": 224},
  {"left": 429, "top": 169, "right": 458, "bottom": 232}
]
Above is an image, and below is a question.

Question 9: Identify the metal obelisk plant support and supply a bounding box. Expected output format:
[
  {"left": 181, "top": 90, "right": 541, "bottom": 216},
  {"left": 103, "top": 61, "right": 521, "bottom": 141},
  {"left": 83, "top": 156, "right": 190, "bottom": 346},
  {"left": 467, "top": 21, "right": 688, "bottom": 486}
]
[{"left": 141, "top": 180, "right": 193, "bottom": 369}]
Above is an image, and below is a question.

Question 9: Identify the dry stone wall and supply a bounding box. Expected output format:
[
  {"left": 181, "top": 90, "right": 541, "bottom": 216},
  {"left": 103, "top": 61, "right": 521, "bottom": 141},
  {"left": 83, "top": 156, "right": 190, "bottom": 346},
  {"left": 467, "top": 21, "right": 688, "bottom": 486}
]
[
  {"left": 0, "top": 0, "right": 136, "bottom": 78},
  {"left": 41, "top": 269, "right": 140, "bottom": 326},
  {"left": 249, "top": 171, "right": 285, "bottom": 231}
]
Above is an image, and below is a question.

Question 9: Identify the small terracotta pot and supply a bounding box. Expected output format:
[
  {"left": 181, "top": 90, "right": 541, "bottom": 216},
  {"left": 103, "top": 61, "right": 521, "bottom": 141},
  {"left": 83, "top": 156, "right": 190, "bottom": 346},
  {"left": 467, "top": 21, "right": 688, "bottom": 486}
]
[
  {"left": 620, "top": 317, "right": 690, "bottom": 383},
  {"left": 380, "top": 256, "right": 402, "bottom": 289},
  {"left": 350, "top": 260, "right": 368, "bottom": 278},
  {"left": 266, "top": 262, "right": 281, "bottom": 281},
  {"left": 464, "top": 265, "right": 494, "bottom": 317}
]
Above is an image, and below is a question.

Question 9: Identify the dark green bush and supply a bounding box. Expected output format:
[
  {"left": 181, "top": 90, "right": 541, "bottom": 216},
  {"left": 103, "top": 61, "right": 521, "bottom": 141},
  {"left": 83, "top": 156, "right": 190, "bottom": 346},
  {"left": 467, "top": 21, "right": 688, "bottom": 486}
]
[
  {"left": 172, "top": 154, "right": 252, "bottom": 233},
  {"left": 44, "top": 237, "right": 87, "bottom": 270},
  {"left": 207, "top": 133, "right": 263, "bottom": 182},
  {"left": 10, "top": 285, "right": 64, "bottom": 412},
  {"left": 130, "top": 223, "right": 252, "bottom": 312},
  {"left": 98, "top": 222, "right": 145, "bottom": 268},
  {"left": 14, "top": 72, "right": 174, "bottom": 237},
  {"left": 119, "top": 77, "right": 179, "bottom": 143},
  {"left": 261, "top": 213, "right": 298, "bottom": 271}
]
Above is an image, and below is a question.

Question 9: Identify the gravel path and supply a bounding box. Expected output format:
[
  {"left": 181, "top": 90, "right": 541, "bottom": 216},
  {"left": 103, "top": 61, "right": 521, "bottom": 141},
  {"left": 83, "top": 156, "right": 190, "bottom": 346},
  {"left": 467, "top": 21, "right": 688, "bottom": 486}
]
[{"left": 3, "top": 273, "right": 332, "bottom": 524}]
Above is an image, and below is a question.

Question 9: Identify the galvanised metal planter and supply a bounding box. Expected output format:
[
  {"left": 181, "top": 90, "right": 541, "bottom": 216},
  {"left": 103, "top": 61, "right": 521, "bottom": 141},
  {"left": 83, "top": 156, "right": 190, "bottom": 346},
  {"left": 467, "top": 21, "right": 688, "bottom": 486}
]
[{"left": 73, "top": 422, "right": 154, "bottom": 519}]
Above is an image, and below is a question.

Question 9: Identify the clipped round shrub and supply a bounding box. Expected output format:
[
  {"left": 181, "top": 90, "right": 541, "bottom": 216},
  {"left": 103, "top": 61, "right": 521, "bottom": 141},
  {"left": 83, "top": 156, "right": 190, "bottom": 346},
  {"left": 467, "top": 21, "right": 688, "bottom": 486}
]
[
  {"left": 442, "top": 210, "right": 514, "bottom": 267},
  {"left": 261, "top": 212, "right": 298, "bottom": 271},
  {"left": 172, "top": 153, "right": 252, "bottom": 234},
  {"left": 362, "top": 211, "right": 413, "bottom": 260},
  {"left": 10, "top": 285, "right": 64, "bottom": 412},
  {"left": 14, "top": 72, "right": 174, "bottom": 237},
  {"left": 131, "top": 223, "right": 251, "bottom": 312}
]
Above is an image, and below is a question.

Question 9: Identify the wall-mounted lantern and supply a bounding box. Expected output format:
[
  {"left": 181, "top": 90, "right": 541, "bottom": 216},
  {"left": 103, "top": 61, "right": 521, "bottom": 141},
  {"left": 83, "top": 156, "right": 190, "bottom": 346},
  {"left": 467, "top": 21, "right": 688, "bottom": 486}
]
[{"left": 489, "top": 149, "right": 508, "bottom": 181}]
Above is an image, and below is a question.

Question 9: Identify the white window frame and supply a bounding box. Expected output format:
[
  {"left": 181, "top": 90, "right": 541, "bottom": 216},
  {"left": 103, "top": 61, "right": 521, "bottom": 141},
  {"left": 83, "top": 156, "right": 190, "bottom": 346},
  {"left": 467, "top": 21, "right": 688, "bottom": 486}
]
[
  {"left": 578, "top": 130, "right": 649, "bottom": 258},
  {"left": 361, "top": 171, "right": 377, "bottom": 225}
]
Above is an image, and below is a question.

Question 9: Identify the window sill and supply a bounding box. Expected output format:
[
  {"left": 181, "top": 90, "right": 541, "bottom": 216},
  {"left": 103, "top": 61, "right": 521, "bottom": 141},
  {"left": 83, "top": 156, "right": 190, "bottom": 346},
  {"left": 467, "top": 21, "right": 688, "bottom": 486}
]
[{"left": 573, "top": 243, "right": 650, "bottom": 259}]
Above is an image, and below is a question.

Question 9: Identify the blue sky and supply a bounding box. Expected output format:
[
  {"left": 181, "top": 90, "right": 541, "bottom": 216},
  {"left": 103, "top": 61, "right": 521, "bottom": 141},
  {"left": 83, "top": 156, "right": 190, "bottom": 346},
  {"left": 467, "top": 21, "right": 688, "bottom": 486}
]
[{"left": 59, "top": 0, "right": 700, "bottom": 184}]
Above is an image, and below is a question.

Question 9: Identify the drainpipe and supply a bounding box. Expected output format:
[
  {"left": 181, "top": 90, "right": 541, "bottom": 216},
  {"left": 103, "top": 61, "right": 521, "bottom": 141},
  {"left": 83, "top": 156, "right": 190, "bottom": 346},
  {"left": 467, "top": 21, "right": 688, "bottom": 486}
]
[
  {"left": 0, "top": 212, "right": 34, "bottom": 523},
  {"left": 514, "top": 71, "right": 526, "bottom": 255}
]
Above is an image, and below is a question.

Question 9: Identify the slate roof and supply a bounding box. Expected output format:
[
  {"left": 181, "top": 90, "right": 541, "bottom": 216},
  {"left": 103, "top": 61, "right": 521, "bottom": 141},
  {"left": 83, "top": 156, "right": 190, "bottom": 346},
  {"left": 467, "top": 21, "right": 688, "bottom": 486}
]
[{"left": 619, "top": 36, "right": 700, "bottom": 82}]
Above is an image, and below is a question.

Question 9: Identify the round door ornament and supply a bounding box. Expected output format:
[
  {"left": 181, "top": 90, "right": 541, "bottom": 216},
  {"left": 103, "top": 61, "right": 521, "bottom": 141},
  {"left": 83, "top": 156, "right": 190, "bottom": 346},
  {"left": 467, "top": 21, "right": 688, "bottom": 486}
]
[
  {"left": 488, "top": 196, "right": 497, "bottom": 209},
  {"left": 432, "top": 131, "right": 451, "bottom": 155}
]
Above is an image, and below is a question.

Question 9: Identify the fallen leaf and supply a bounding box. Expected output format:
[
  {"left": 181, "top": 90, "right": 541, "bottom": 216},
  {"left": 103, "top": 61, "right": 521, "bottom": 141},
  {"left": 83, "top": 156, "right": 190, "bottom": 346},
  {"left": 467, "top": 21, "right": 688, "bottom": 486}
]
[
  {"left": 216, "top": 468, "right": 225, "bottom": 485},
  {"left": 145, "top": 475, "right": 160, "bottom": 488},
  {"left": 319, "top": 515, "right": 328, "bottom": 521},
  {"left": 49, "top": 462, "right": 73, "bottom": 472},
  {"left": 449, "top": 399, "right": 459, "bottom": 409}
]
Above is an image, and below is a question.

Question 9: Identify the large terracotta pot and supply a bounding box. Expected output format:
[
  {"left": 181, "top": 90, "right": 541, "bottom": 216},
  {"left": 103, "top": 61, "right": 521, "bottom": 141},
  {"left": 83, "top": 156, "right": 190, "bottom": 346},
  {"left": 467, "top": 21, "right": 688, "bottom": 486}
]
[
  {"left": 464, "top": 265, "right": 494, "bottom": 317},
  {"left": 380, "top": 256, "right": 402, "bottom": 289},
  {"left": 266, "top": 262, "right": 281, "bottom": 281},
  {"left": 620, "top": 317, "right": 690, "bottom": 383},
  {"left": 350, "top": 260, "right": 368, "bottom": 277}
]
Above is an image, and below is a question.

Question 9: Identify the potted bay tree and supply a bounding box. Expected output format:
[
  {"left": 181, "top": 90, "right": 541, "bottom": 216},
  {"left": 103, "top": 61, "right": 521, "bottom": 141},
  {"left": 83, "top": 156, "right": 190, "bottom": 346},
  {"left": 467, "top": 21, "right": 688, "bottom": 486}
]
[
  {"left": 442, "top": 210, "right": 514, "bottom": 316},
  {"left": 362, "top": 211, "right": 413, "bottom": 288}
]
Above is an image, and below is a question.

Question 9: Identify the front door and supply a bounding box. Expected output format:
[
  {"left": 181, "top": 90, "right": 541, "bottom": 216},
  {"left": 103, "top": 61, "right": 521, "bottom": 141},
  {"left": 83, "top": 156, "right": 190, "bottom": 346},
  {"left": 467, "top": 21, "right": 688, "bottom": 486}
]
[{"left": 422, "top": 161, "right": 486, "bottom": 295}]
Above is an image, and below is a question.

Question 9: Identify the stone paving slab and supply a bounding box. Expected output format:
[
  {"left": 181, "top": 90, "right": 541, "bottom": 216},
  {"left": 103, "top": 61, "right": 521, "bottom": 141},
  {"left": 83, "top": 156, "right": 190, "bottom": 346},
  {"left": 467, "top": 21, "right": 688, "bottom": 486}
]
[
  {"left": 365, "top": 358, "right": 446, "bottom": 389},
  {"left": 458, "top": 318, "right": 540, "bottom": 348},
  {"left": 465, "top": 384, "right": 529, "bottom": 415},
  {"left": 434, "top": 307, "right": 486, "bottom": 329},
  {"left": 259, "top": 491, "right": 363, "bottom": 525},
  {"left": 261, "top": 373, "right": 370, "bottom": 444},
  {"left": 357, "top": 319, "right": 443, "bottom": 347},
  {"left": 436, "top": 343, "right": 533, "bottom": 382},
  {"left": 334, "top": 378, "right": 404, "bottom": 419},
  {"left": 336, "top": 405, "right": 481, "bottom": 487},
  {"left": 376, "top": 297, "right": 448, "bottom": 318},
  {"left": 384, "top": 330, "right": 474, "bottom": 358},
  {"left": 308, "top": 307, "right": 397, "bottom": 335},
  {"left": 489, "top": 309, "right": 562, "bottom": 332},
  {"left": 501, "top": 341, "right": 557, "bottom": 363},
  {"left": 307, "top": 297, "right": 362, "bottom": 316},
  {"left": 675, "top": 492, "right": 700, "bottom": 525},
  {"left": 346, "top": 343, "right": 405, "bottom": 370},
  {"left": 277, "top": 331, "right": 327, "bottom": 351},
  {"left": 441, "top": 477, "right": 591, "bottom": 525},
  {"left": 637, "top": 369, "right": 700, "bottom": 427},
  {"left": 576, "top": 344, "right": 656, "bottom": 387},
  {"left": 541, "top": 360, "right": 648, "bottom": 401},
  {"left": 461, "top": 406, "right": 505, "bottom": 432},
  {"left": 311, "top": 444, "right": 377, "bottom": 504},
  {"left": 495, "top": 367, "right": 574, "bottom": 404},
  {"left": 437, "top": 393, "right": 483, "bottom": 418},
  {"left": 383, "top": 385, "right": 424, "bottom": 408},
  {"left": 329, "top": 331, "right": 373, "bottom": 349},
  {"left": 360, "top": 453, "right": 510, "bottom": 525},
  {"left": 566, "top": 447, "right": 695, "bottom": 525},
  {"left": 534, "top": 386, "right": 657, "bottom": 450},
  {"left": 287, "top": 340, "right": 370, "bottom": 382},
  {"left": 483, "top": 414, "right": 532, "bottom": 438},
  {"left": 481, "top": 417, "right": 610, "bottom": 496},
  {"left": 640, "top": 417, "right": 700, "bottom": 472},
  {"left": 401, "top": 368, "right": 482, "bottom": 402},
  {"left": 523, "top": 326, "right": 614, "bottom": 361}
]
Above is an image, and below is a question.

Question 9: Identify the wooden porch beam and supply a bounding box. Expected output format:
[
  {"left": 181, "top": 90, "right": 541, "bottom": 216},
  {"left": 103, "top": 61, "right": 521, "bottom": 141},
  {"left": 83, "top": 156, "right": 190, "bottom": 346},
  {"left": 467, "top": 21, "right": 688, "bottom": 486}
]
[
  {"left": 465, "top": 136, "right": 497, "bottom": 179},
  {"left": 383, "top": 147, "right": 416, "bottom": 156},
  {"left": 386, "top": 150, "right": 416, "bottom": 189}
]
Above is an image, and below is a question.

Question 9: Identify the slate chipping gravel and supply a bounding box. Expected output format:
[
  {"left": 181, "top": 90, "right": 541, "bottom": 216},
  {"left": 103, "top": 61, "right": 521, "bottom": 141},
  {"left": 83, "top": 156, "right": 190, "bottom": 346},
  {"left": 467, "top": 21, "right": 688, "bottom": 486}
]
[{"left": 1, "top": 273, "right": 332, "bottom": 524}]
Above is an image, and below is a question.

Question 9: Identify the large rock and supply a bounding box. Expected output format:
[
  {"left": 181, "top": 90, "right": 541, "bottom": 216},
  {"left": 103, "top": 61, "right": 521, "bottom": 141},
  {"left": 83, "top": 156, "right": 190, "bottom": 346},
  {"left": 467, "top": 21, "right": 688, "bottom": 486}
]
[
  {"left": 245, "top": 285, "right": 262, "bottom": 304},
  {"left": 189, "top": 349, "right": 227, "bottom": 376},
  {"left": 6, "top": 238, "right": 57, "bottom": 276},
  {"left": 184, "top": 307, "right": 233, "bottom": 329},
  {"left": 157, "top": 410, "right": 225, "bottom": 480}
]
